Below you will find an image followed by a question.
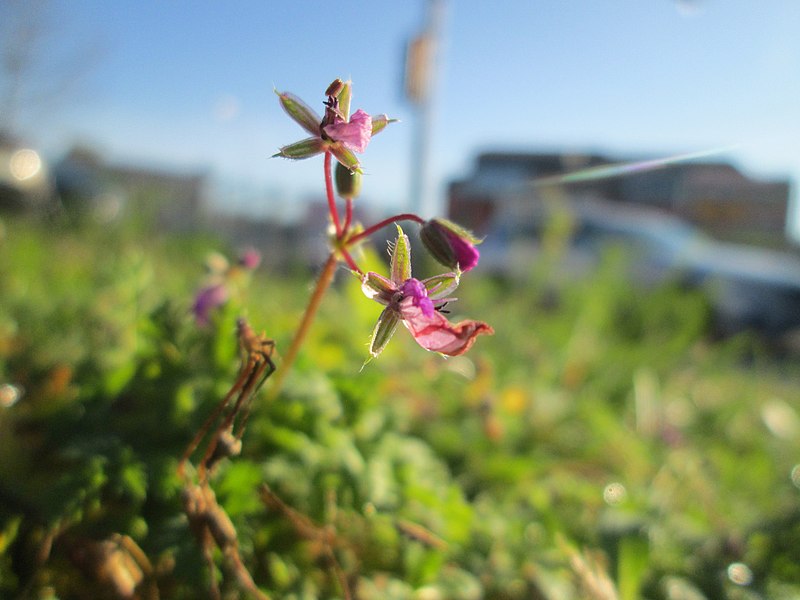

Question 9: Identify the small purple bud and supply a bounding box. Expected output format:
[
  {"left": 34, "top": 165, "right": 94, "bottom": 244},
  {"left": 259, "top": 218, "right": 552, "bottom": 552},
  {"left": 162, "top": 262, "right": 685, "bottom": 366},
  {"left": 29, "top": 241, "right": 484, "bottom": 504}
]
[{"left": 192, "top": 283, "right": 228, "bottom": 327}]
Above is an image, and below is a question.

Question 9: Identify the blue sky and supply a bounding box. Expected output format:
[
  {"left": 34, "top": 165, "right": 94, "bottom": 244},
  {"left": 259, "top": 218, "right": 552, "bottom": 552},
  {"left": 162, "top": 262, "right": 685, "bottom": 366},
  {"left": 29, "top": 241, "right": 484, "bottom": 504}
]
[{"left": 9, "top": 0, "right": 800, "bottom": 230}]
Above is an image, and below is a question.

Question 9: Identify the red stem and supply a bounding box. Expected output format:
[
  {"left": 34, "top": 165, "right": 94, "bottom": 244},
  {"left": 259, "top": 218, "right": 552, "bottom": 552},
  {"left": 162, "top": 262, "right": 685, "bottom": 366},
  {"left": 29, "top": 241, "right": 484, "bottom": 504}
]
[
  {"left": 337, "top": 199, "right": 362, "bottom": 272},
  {"left": 339, "top": 246, "right": 362, "bottom": 274},
  {"left": 347, "top": 212, "right": 425, "bottom": 245},
  {"left": 342, "top": 197, "right": 354, "bottom": 234},
  {"left": 324, "top": 152, "right": 342, "bottom": 237}
]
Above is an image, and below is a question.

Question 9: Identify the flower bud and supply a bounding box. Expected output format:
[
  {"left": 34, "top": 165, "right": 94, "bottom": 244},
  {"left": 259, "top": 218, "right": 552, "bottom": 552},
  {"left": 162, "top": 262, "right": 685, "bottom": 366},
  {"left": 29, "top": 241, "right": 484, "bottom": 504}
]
[
  {"left": 420, "top": 218, "right": 482, "bottom": 272},
  {"left": 335, "top": 161, "right": 362, "bottom": 199},
  {"left": 325, "top": 78, "right": 346, "bottom": 98}
]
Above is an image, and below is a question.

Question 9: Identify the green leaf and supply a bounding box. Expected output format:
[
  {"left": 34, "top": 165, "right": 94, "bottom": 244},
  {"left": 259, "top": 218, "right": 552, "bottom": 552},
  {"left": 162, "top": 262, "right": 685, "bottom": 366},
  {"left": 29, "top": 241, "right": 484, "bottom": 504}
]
[{"left": 618, "top": 534, "right": 649, "bottom": 600}]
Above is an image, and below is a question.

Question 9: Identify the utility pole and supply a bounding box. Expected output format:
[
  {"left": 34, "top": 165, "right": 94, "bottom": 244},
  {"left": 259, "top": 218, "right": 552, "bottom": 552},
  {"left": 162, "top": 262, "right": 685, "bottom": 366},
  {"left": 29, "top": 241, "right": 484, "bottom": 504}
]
[{"left": 403, "top": 0, "right": 446, "bottom": 219}]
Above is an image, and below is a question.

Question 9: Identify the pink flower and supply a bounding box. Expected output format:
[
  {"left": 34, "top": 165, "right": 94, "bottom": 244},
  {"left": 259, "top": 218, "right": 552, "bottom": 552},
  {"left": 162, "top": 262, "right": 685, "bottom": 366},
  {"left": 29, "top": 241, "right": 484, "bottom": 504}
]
[
  {"left": 323, "top": 109, "right": 372, "bottom": 154},
  {"left": 399, "top": 299, "right": 493, "bottom": 356},
  {"left": 274, "top": 79, "right": 395, "bottom": 173},
  {"left": 361, "top": 226, "right": 493, "bottom": 359}
]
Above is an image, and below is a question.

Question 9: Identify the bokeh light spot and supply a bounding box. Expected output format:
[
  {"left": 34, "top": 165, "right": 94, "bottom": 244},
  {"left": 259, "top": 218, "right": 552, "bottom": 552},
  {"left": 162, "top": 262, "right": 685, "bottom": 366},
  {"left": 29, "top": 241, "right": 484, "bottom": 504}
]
[
  {"left": 727, "top": 562, "right": 753, "bottom": 586},
  {"left": 791, "top": 464, "right": 800, "bottom": 489},
  {"left": 0, "top": 383, "right": 22, "bottom": 408},
  {"left": 9, "top": 149, "right": 41, "bottom": 181},
  {"left": 603, "top": 482, "right": 627, "bottom": 505}
]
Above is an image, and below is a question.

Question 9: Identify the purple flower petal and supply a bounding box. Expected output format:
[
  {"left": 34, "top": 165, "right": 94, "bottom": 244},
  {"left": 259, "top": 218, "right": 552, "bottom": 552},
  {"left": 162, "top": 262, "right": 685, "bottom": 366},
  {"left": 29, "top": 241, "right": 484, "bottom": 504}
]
[
  {"left": 420, "top": 219, "right": 482, "bottom": 272},
  {"left": 192, "top": 283, "right": 228, "bottom": 327},
  {"left": 401, "top": 278, "right": 435, "bottom": 317},
  {"left": 446, "top": 230, "right": 480, "bottom": 272}
]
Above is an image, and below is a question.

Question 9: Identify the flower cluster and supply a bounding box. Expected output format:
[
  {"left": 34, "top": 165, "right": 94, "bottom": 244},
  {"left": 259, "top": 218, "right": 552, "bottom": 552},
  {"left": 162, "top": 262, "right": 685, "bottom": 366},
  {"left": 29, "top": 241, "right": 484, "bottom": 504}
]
[{"left": 273, "top": 79, "right": 492, "bottom": 362}]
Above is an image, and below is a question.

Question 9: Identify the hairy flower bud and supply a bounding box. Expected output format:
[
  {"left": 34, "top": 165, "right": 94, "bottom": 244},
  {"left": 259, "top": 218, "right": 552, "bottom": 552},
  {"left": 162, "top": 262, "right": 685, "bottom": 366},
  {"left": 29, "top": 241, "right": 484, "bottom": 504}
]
[{"left": 420, "top": 218, "right": 482, "bottom": 272}]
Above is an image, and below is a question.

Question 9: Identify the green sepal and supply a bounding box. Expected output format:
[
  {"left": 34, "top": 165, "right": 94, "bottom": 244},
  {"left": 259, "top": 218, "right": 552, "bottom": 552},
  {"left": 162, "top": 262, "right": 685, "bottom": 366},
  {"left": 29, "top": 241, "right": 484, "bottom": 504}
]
[
  {"left": 422, "top": 272, "right": 460, "bottom": 300},
  {"left": 371, "top": 114, "right": 398, "bottom": 136},
  {"left": 330, "top": 145, "right": 362, "bottom": 173},
  {"left": 361, "top": 272, "right": 395, "bottom": 301},
  {"left": 369, "top": 307, "right": 399, "bottom": 358},
  {"left": 419, "top": 221, "right": 456, "bottom": 269},
  {"left": 390, "top": 225, "right": 412, "bottom": 283},
  {"left": 337, "top": 80, "right": 352, "bottom": 121},
  {"left": 273, "top": 137, "right": 327, "bottom": 160},
  {"left": 276, "top": 90, "right": 322, "bottom": 136},
  {"left": 432, "top": 217, "right": 483, "bottom": 244},
  {"left": 420, "top": 218, "right": 483, "bottom": 270}
]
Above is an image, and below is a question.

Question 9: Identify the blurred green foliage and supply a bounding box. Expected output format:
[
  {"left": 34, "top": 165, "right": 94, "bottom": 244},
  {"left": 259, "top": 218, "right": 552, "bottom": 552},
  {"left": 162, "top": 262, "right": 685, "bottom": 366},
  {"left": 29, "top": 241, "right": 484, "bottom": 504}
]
[{"left": 1, "top": 215, "right": 799, "bottom": 599}]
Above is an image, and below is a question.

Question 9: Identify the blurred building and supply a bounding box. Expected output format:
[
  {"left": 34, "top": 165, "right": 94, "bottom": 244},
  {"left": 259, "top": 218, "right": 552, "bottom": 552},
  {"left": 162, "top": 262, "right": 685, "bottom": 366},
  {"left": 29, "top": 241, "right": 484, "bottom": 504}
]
[
  {"left": 448, "top": 151, "right": 791, "bottom": 244},
  {"left": 108, "top": 164, "right": 207, "bottom": 231},
  {"left": 55, "top": 146, "right": 208, "bottom": 229},
  {"left": 450, "top": 151, "right": 800, "bottom": 337}
]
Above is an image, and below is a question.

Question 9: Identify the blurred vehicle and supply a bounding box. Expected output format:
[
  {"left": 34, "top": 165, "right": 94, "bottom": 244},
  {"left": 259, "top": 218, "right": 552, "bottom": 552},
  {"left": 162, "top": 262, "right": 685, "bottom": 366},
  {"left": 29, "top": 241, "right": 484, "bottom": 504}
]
[
  {"left": 479, "top": 197, "right": 800, "bottom": 337},
  {"left": 0, "top": 133, "right": 57, "bottom": 213}
]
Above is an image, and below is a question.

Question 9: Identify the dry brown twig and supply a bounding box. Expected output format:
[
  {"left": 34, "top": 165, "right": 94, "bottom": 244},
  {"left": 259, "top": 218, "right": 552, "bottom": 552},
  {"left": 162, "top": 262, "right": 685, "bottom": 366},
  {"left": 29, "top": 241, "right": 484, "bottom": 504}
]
[
  {"left": 179, "top": 319, "right": 276, "bottom": 483},
  {"left": 178, "top": 319, "right": 276, "bottom": 600}
]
